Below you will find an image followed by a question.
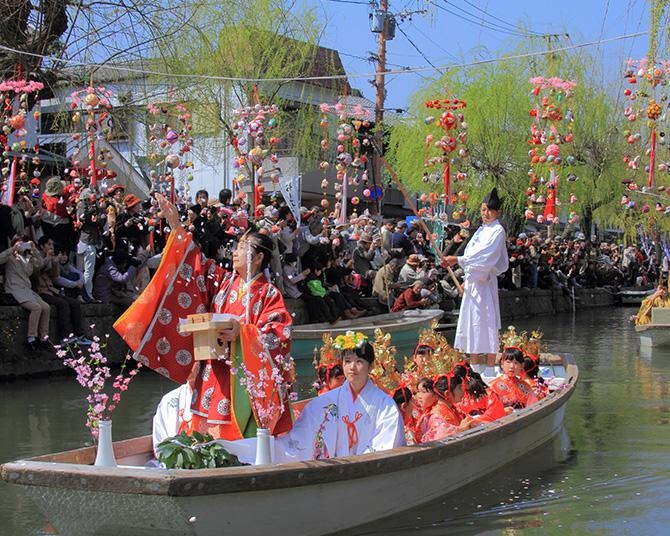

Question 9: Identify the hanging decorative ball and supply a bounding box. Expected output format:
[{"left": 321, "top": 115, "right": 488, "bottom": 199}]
[
  {"left": 525, "top": 209, "right": 534, "bottom": 219},
  {"left": 83, "top": 93, "right": 100, "bottom": 107},
  {"left": 536, "top": 214, "right": 545, "bottom": 224},
  {"left": 351, "top": 196, "right": 360, "bottom": 205},
  {"left": 363, "top": 188, "right": 371, "bottom": 198},
  {"left": 321, "top": 199, "right": 329, "bottom": 208},
  {"left": 166, "top": 154, "right": 181, "bottom": 168},
  {"left": 545, "top": 144, "right": 560, "bottom": 157},
  {"left": 9, "top": 115, "right": 25, "bottom": 130}
]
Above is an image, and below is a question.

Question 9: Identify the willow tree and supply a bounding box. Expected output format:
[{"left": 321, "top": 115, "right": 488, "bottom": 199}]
[
  {"left": 149, "top": 0, "right": 340, "bottom": 170},
  {"left": 388, "top": 49, "right": 625, "bottom": 239}
]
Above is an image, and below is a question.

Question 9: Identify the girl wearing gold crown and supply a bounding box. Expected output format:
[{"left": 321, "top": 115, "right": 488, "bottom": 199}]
[{"left": 274, "top": 331, "right": 405, "bottom": 461}]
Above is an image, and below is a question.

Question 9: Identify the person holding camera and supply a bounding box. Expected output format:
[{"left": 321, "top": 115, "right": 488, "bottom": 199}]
[{"left": 0, "top": 237, "right": 51, "bottom": 351}]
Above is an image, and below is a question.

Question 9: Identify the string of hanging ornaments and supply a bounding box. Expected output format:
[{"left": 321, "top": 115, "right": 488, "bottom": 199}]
[
  {"left": 146, "top": 101, "right": 195, "bottom": 205},
  {"left": 317, "top": 101, "right": 378, "bottom": 239},
  {"left": 0, "top": 76, "right": 44, "bottom": 205},
  {"left": 620, "top": 58, "right": 670, "bottom": 217},
  {"left": 524, "top": 76, "right": 578, "bottom": 227},
  {"left": 417, "top": 90, "right": 471, "bottom": 246},
  {"left": 230, "top": 102, "right": 281, "bottom": 216}
]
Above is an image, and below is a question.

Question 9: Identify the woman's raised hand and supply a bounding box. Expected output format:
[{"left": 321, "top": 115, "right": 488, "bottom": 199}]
[{"left": 156, "top": 193, "right": 180, "bottom": 229}]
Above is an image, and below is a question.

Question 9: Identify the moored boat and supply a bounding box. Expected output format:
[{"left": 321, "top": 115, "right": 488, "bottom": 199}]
[
  {"left": 618, "top": 287, "right": 655, "bottom": 305},
  {"left": 291, "top": 309, "right": 444, "bottom": 361},
  {"left": 1, "top": 354, "right": 577, "bottom": 536}
]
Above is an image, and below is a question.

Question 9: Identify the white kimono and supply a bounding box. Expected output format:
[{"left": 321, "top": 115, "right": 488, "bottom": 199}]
[
  {"left": 274, "top": 379, "right": 405, "bottom": 462},
  {"left": 454, "top": 219, "right": 508, "bottom": 354},
  {"left": 152, "top": 384, "right": 193, "bottom": 453}
]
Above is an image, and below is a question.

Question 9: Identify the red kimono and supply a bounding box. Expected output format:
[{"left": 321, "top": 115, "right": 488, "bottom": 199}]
[
  {"left": 456, "top": 391, "right": 506, "bottom": 423},
  {"left": 525, "top": 377, "right": 549, "bottom": 400},
  {"left": 488, "top": 375, "right": 538, "bottom": 410},
  {"left": 415, "top": 401, "right": 463, "bottom": 443},
  {"left": 115, "top": 230, "right": 294, "bottom": 440}
]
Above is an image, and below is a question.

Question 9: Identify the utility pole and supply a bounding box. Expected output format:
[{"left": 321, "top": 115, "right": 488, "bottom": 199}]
[{"left": 372, "top": 0, "right": 388, "bottom": 211}]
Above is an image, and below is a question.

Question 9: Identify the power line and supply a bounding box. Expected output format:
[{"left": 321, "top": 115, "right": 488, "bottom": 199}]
[
  {"left": 0, "top": 31, "right": 648, "bottom": 84},
  {"left": 397, "top": 24, "right": 444, "bottom": 74},
  {"left": 324, "top": 0, "right": 371, "bottom": 4},
  {"left": 431, "top": 0, "right": 535, "bottom": 38},
  {"left": 460, "top": 0, "right": 541, "bottom": 36}
]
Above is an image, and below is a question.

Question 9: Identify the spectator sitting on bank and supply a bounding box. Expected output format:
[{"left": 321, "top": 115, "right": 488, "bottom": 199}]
[
  {"left": 93, "top": 248, "right": 141, "bottom": 307},
  {"left": 391, "top": 279, "right": 430, "bottom": 312},
  {"left": 0, "top": 237, "right": 51, "bottom": 351},
  {"left": 54, "top": 243, "right": 86, "bottom": 301},
  {"left": 41, "top": 177, "right": 76, "bottom": 253},
  {"left": 282, "top": 252, "right": 310, "bottom": 300},
  {"left": 33, "top": 237, "right": 92, "bottom": 345},
  {"left": 398, "top": 254, "right": 423, "bottom": 285},
  {"left": 352, "top": 232, "right": 376, "bottom": 282},
  {"left": 373, "top": 258, "right": 401, "bottom": 307},
  {"left": 391, "top": 220, "right": 413, "bottom": 257},
  {"left": 303, "top": 264, "right": 339, "bottom": 323}
]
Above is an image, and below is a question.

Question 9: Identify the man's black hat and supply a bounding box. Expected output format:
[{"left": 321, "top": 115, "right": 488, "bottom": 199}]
[{"left": 483, "top": 187, "right": 502, "bottom": 211}]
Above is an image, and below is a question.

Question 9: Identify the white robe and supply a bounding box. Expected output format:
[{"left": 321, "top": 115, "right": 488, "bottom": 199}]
[
  {"left": 274, "top": 379, "right": 406, "bottom": 462},
  {"left": 152, "top": 384, "right": 193, "bottom": 453},
  {"left": 454, "top": 219, "right": 508, "bottom": 354}
]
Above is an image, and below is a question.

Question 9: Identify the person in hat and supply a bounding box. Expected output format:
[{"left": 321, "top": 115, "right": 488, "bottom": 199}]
[
  {"left": 398, "top": 254, "right": 422, "bottom": 285},
  {"left": 272, "top": 333, "right": 405, "bottom": 461},
  {"left": 441, "top": 187, "right": 508, "bottom": 365},
  {"left": 115, "top": 193, "right": 149, "bottom": 251},
  {"left": 352, "top": 231, "right": 376, "bottom": 279},
  {"left": 41, "top": 177, "right": 76, "bottom": 252}
]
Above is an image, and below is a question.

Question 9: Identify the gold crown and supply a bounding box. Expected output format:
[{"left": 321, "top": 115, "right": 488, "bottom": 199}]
[
  {"left": 369, "top": 328, "right": 401, "bottom": 394},
  {"left": 500, "top": 325, "right": 543, "bottom": 356}
]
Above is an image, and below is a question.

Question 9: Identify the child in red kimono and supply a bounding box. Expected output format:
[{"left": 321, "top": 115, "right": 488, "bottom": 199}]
[
  {"left": 489, "top": 347, "right": 538, "bottom": 411},
  {"left": 522, "top": 353, "right": 549, "bottom": 400}
]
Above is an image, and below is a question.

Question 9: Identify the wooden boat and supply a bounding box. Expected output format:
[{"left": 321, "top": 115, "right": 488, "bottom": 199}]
[
  {"left": 618, "top": 287, "right": 655, "bottom": 305},
  {"left": 635, "top": 306, "right": 670, "bottom": 347},
  {"left": 291, "top": 309, "right": 444, "bottom": 361},
  {"left": 1, "top": 354, "right": 577, "bottom": 536}
]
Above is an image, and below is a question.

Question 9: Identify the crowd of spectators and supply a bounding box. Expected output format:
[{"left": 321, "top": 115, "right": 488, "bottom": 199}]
[{"left": 0, "top": 174, "right": 659, "bottom": 351}]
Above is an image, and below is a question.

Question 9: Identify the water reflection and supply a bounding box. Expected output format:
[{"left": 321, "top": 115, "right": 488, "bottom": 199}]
[{"left": 2, "top": 308, "right": 670, "bottom": 535}]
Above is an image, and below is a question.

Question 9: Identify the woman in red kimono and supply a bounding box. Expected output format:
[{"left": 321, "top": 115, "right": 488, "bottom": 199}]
[
  {"left": 452, "top": 362, "right": 506, "bottom": 423},
  {"left": 115, "top": 194, "right": 294, "bottom": 440},
  {"left": 488, "top": 347, "right": 538, "bottom": 411}
]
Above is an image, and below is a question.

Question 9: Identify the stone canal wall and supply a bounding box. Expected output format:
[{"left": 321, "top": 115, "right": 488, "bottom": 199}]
[{"left": 0, "top": 288, "right": 618, "bottom": 379}]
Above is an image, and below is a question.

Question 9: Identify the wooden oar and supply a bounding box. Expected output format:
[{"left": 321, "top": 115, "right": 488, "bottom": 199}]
[{"left": 372, "top": 147, "right": 464, "bottom": 296}]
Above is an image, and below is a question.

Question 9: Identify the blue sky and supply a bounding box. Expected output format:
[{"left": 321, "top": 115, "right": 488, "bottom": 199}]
[{"left": 307, "top": 0, "right": 652, "bottom": 109}]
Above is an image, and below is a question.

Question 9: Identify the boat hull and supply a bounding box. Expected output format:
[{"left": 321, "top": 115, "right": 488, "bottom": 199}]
[
  {"left": 2, "top": 355, "right": 577, "bottom": 536},
  {"left": 636, "top": 324, "right": 670, "bottom": 347},
  {"left": 291, "top": 309, "right": 443, "bottom": 361},
  {"left": 619, "top": 288, "right": 654, "bottom": 305}
]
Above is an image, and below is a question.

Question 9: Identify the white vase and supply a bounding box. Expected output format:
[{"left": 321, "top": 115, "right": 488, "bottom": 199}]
[
  {"left": 254, "top": 428, "right": 272, "bottom": 465},
  {"left": 94, "top": 420, "right": 117, "bottom": 467}
]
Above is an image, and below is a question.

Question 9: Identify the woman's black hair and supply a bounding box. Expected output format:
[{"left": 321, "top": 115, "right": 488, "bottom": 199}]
[
  {"left": 317, "top": 363, "right": 344, "bottom": 384},
  {"left": 353, "top": 342, "right": 375, "bottom": 364},
  {"left": 195, "top": 189, "right": 209, "bottom": 201},
  {"left": 452, "top": 362, "right": 472, "bottom": 379},
  {"left": 523, "top": 356, "right": 540, "bottom": 379},
  {"left": 284, "top": 252, "right": 298, "bottom": 265},
  {"left": 244, "top": 230, "right": 275, "bottom": 271},
  {"left": 392, "top": 386, "right": 413, "bottom": 406},
  {"left": 219, "top": 188, "right": 232, "bottom": 204},
  {"left": 466, "top": 371, "right": 489, "bottom": 400},
  {"left": 501, "top": 347, "right": 525, "bottom": 363},
  {"left": 434, "top": 374, "right": 463, "bottom": 397},
  {"left": 417, "top": 377, "right": 434, "bottom": 392}
]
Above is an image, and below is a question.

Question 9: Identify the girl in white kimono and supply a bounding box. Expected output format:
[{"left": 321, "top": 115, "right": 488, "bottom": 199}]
[
  {"left": 274, "top": 333, "right": 405, "bottom": 462},
  {"left": 441, "top": 188, "right": 508, "bottom": 365}
]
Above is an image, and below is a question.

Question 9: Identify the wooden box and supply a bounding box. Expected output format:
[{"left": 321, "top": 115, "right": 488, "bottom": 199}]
[
  {"left": 178, "top": 313, "right": 235, "bottom": 361},
  {"left": 651, "top": 307, "right": 670, "bottom": 325}
]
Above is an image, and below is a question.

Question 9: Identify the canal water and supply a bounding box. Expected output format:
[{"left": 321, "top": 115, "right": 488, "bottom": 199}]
[{"left": 1, "top": 307, "right": 669, "bottom": 535}]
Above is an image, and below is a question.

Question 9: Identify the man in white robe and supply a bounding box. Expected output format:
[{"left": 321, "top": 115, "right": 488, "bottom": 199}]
[{"left": 441, "top": 188, "right": 508, "bottom": 365}]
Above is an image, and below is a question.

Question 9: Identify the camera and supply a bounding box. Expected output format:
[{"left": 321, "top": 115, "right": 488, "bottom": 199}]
[{"left": 19, "top": 242, "right": 32, "bottom": 253}]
